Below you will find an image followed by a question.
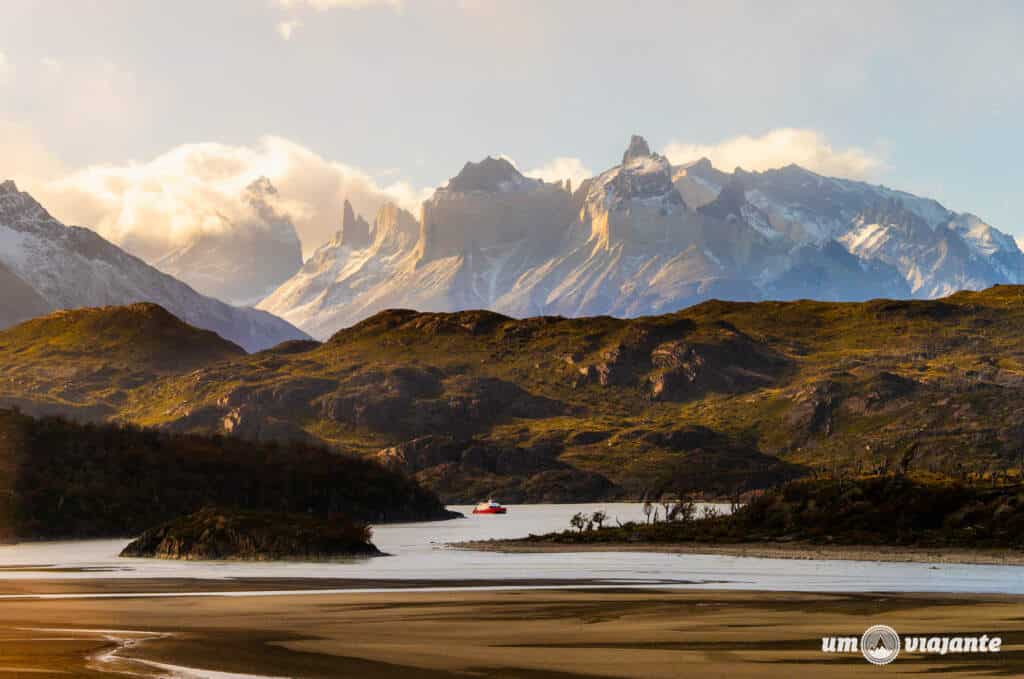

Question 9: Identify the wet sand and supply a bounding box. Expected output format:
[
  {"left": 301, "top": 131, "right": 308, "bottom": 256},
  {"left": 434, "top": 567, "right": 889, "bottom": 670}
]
[
  {"left": 458, "top": 540, "right": 1024, "bottom": 565},
  {"left": 0, "top": 586, "right": 1020, "bottom": 677}
]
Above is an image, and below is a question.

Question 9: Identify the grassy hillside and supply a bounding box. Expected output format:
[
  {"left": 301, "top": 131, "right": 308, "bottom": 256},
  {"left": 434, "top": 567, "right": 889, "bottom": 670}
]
[
  {"left": 4, "top": 288, "right": 1024, "bottom": 501},
  {"left": 0, "top": 303, "right": 244, "bottom": 420},
  {"left": 0, "top": 408, "right": 455, "bottom": 541}
]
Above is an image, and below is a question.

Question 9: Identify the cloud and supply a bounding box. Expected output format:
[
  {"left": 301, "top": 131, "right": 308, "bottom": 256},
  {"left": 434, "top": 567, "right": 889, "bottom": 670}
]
[
  {"left": 40, "top": 57, "right": 63, "bottom": 74},
  {"left": 0, "top": 120, "right": 66, "bottom": 183},
  {"left": 524, "top": 157, "right": 592, "bottom": 191},
  {"left": 30, "top": 136, "right": 425, "bottom": 261},
  {"left": 276, "top": 19, "right": 302, "bottom": 40},
  {"left": 272, "top": 0, "right": 401, "bottom": 39},
  {"left": 275, "top": 0, "right": 401, "bottom": 9},
  {"left": 0, "top": 51, "right": 13, "bottom": 85},
  {"left": 664, "top": 128, "right": 881, "bottom": 179},
  {"left": 23, "top": 59, "right": 147, "bottom": 138}
]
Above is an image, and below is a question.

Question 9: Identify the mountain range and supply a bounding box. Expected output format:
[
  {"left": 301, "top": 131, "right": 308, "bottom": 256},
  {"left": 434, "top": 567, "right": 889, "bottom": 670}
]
[
  {"left": 259, "top": 135, "right": 1024, "bottom": 339},
  {"left": 0, "top": 180, "right": 309, "bottom": 352}
]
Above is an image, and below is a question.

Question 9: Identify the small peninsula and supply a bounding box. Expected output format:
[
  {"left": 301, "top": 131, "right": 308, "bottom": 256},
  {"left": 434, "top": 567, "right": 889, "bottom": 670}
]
[{"left": 465, "top": 477, "right": 1024, "bottom": 564}]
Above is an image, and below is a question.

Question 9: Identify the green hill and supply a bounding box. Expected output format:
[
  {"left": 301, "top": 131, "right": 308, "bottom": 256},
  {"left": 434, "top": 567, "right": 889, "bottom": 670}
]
[
  {"left": 0, "top": 303, "right": 245, "bottom": 419},
  {"left": 4, "top": 288, "right": 1024, "bottom": 501}
]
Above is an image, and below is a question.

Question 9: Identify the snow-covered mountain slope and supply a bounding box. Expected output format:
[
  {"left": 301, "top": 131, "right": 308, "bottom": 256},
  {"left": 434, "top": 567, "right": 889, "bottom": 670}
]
[
  {"left": 0, "top": 180, "right": 310, "bottom": 352},
  {"left": 258, "top": 200, "right": 423, "bottom": 339},
  {"left": 260, "top": 136, "right": 1022, "bottom": 339},
  {"left": 154, "top": 178, "right": 302, "bottom": 307},
  {"left": 684, "top": 163, "right": 1024, "bottom": 298}
]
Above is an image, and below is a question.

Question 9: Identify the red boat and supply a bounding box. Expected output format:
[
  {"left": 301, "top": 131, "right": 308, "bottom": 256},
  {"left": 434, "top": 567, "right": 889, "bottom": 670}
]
[{"left": 472, "top": 499, "right": 508, "bottom": 514}]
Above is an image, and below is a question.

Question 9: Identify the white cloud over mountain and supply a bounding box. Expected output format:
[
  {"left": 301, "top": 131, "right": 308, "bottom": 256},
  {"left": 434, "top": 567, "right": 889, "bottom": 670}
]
[
  {"left": 525, "top": 156, "right": 593, "bottom": 191},
  {"left": 275, "top": 0, "right": 401, "bottom": 9},
  {"left": 0, "top": 125, "right": 893, "bottom": 274},
  {"left": 28, "top": 136, "right": 423, "bottom": 261},
  {"left": 0, "top": 51, "right": 14, "bottom": 85},
  {"left": 665, "top": 128, "right": 881, "bottom": 180}
]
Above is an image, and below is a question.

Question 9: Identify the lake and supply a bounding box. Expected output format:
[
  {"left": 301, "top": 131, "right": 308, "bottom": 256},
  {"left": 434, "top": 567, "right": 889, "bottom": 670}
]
[{"left": 1, "top": 503, "right": 1022, "bottom": 595}]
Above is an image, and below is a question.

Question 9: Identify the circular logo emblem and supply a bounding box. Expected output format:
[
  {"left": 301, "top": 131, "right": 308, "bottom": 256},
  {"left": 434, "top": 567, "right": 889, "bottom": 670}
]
[{"left": 861, "top": 625, "right": 901, "bottom": 665}]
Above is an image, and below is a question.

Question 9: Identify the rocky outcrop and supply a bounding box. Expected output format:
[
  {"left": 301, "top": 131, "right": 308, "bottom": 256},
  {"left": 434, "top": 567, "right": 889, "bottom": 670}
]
[
  {"left": 371, "top": 202, "right": 419, "bottom": 252},
  {"left": 374, "top": 434, "right": 620, "bottom": 503},
  {"left": 571, "top": 317, "right": 787, "bottom": 400},
  {"left": 787, "top": 371, "right": 920, "bottom": 438},
  {"left": 582, "top": 136, "right": 686, "bottom": 248},
  {"left": 395, "top": 439, "right": 620, "bottom": 503},
  {"left": 841, "top": 371, "right": 918, "bottom": 415},
  {"left": 120, "top": 507, "right": 381, "bottom": 560},
  {"left": 648, "top": 326, "right": 789, "bottom": 401},
  {"left": 787, "top": 380, "right": 843, "bottom": 437},
  {"left": 622, "top": 134, "right": 653, "bottom": 163},
  {"left": 416, "top": 157, "right": 574, "bottom": 262},
  {"left": 340, "top": 199, "right": 372, "bottom": 250},
  {"left": 317, "top": 371, "right": 564, "bottom": 437}
]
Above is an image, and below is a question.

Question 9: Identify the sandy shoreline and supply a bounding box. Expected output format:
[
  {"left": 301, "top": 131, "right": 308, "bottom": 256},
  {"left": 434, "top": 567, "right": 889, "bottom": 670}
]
[
  {"left": 0, "top": 587, "right": 1021, "bottom": 677},
  {"left": 0, "top": 576, "right": 727, "bottom": 598},
  {"left": 455, "top": 539, "right": 1024, "bottom": 565}
]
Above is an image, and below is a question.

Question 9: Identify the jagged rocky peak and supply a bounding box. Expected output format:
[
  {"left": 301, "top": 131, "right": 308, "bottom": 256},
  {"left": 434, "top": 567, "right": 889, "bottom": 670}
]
[
  {"left": 153, "top": 175, "right": 302, "bottom": 306},
  {"left": 446, "top": 156, "right": 530, "bottom": 193},
  {"left": 244, "top": 177, "right": 300, "bottom": 242},
  {"left": 622, "top": 134, "right": 653, "bottom": 163},
  {"left": 371, "top": 201, "right": 419, "bottom": 250},
  {"left": 670, "top": 158, "right": 732, "bottom": 212},
  {"left": 594, "top": 135, "right": 679, "bottom": 202},
  {"left": 340, "top": 199, "right": 372, "bottom": 250},
  {"left": 698, "top": 174, "right": 749, "bottom": 220},
  {"left": 579, "top": 136, "right": 686, "bottom": 249},
  {"left": 418, "top": 156, "right": 573, "bottom": 261},
  {"left": 688, "top": 157, "right": 714, "bottom": 172},
  {"left": 0, "top": 180, "right": 53, "bottom": 225},
  {"left": 246, "top": 176, "right": 276, "bottom": 197}
]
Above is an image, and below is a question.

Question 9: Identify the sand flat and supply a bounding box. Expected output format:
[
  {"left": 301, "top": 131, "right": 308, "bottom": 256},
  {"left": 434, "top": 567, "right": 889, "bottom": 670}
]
[
  {"left": 0, "top": 587, "right": 1020, "bottom": 677},
  {"left": 458, "top": 540, "right": 1024, "bottom": 565}
]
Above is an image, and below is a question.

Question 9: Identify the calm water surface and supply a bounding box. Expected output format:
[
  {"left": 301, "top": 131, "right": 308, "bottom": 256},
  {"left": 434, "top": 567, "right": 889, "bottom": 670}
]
[{"left": 0, "top": 503, "right": 1021, "bottom": 594}]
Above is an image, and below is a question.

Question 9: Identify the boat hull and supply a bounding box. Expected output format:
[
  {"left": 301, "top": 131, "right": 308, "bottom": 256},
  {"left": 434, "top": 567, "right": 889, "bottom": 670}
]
[{"left": 472, "top": 507, "right": 507, "bottom": 514}]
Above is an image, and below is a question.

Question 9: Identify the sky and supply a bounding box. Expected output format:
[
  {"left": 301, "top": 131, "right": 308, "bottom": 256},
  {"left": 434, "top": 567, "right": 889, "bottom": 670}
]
[{"left": 1, "top": 0, "right": 1022, "bottom": 258}]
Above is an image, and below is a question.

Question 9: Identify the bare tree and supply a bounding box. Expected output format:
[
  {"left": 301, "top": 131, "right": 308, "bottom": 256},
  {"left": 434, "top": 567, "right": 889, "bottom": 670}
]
[
  {"left": 659, "top": 494, "right": 673, "bottom": 522},
  {"left": 642, "top": 500, "right": 654, "bottom": 525},
  {"left": 675, "top": 496, "right": 697, "bottom": 523},
  {"left": 591, "top": 510, "right": 608, "bottom": 530}
]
